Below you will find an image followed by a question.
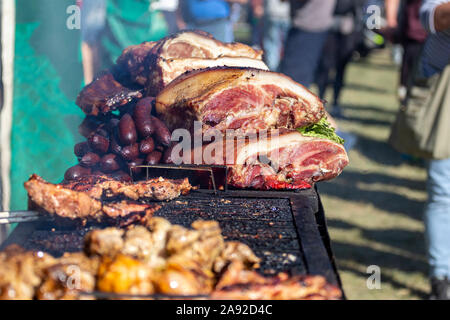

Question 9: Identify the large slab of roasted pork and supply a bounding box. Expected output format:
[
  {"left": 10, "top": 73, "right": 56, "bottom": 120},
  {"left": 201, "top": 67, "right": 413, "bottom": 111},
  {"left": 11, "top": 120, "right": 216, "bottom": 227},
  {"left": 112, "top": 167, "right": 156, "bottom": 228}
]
[
  {"left": 178, "top": 129, "right": 348, "bottom": 190},
  {"left": 155, "top": 67, "right": 325, "bottom": 134}
]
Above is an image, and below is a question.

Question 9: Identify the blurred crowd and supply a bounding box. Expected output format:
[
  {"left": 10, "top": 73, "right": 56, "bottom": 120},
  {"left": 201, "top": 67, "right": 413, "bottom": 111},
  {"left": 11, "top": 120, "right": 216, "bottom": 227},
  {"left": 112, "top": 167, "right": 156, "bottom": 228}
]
[
  {"left": 78, "top": 0, "right": 431, "bottom": 120},
  {"left": 80, "top": 0, "right": 372, "bottom": 114}
]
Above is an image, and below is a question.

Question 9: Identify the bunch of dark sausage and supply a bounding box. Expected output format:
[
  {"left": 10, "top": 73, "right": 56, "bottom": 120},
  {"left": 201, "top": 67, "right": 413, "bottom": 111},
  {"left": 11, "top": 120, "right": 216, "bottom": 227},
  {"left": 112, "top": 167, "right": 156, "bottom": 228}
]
[{"left": 65, "top": 97, "right": 173, "bottom": 181}]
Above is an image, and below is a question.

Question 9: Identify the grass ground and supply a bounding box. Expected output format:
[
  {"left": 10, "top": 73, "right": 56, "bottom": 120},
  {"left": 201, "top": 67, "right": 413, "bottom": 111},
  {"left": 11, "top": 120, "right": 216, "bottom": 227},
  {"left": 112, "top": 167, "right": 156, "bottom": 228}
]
[{"left": 315, "top": 49, "right": 429, "bottom": 299}]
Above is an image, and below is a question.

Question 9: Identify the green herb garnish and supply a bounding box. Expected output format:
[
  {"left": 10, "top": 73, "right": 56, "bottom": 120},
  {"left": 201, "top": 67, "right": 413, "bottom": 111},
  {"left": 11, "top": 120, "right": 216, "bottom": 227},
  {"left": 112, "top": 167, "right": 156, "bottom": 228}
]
[{"left": 297, "top": 117, "right": 345, "bottom": 145}]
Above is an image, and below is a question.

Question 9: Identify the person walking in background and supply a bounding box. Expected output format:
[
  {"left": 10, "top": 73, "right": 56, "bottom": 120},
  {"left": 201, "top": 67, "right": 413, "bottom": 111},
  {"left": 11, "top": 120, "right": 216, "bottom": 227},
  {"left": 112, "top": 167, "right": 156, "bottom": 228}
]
[
  {"left": 179, "top": 0, "right": 248, "bottom": 43},
  {"left": 419, "top": 0, "right": 450, "bottom": 300},
  {"left": 261, "top": 0, "right": 291, "bottom": 71},
  {"left": 248, "top": 0, "right": 265, "bottom": 49},
  {"left": 79, "top": 0, "right": 106, "bottom": 84},
  {"left": 385, "top": 0, "right": 427, "bottom": 105},
  {"left": 280, "top": 0, "right": 337, "bottom": 88},
  {"left": 315, "top": 0, "right": 364, "bottom": 117},
  {"left": 151, "top": 0, "right": 181, "bottom": 35}
]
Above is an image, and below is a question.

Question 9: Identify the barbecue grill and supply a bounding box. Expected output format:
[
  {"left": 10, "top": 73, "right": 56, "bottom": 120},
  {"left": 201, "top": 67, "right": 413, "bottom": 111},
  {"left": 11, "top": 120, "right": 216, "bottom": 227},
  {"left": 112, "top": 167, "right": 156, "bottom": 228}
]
[{"left": 0, "top": 182, "right": 345, "bottom": 298}]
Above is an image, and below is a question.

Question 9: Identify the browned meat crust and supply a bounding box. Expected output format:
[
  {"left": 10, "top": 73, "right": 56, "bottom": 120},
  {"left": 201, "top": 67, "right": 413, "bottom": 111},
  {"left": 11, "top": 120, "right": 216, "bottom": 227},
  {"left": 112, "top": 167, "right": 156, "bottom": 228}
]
[
  {"left": 76, "top": 73, "right": 143, "bottom": 116},
  {"left": 151, "top": 30, "right": 263, "bottom": 61},
  {"left": 155, "top": 67, "right": 325, "bottom": 133},
  {"left": 60, "top": 174, "right": 193, "bottom": 201},
  {"left": 24, "top": 174, "right": 163, "bottom": 222},
  {"left": 211, "top": 261, "right": 342, "bottom": 300},
  {"left": 114, "top": 30, "right": 265, "bottom": 96},
  {"left": 116, "top": 41, "right": 157, "bottom": 86},
  {"left": 85, "top": 219, "right": 341, "bottom": 299},
  {"left": 0, "top": 245, "right": 56, "bottom": 299},
  {"left": 36, "top": 252, "right": 99, "bottom": 300}
]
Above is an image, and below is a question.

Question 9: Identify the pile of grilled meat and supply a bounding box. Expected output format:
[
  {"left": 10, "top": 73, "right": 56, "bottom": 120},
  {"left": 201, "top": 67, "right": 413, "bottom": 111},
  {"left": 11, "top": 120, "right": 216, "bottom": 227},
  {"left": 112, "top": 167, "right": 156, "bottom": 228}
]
[
  {"left": 70, "top": 30, "right": 348, "bottom": 190},
  {"left": 8, "top": 31, "right": 349, "bottom": 300},
  {"left": 0, "top": 217, "right": 341, "bottom": 300}
]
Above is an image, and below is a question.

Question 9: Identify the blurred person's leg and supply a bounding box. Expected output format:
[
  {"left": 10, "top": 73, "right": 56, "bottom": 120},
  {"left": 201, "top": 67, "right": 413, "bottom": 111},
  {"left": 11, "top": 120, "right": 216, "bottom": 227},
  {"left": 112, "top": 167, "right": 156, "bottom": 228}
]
[
  {"left": 280, "top": 28, "right": 328, "bottom": 88},
  {"left": 81, "top": 42, "right": 96, "bottom": 85},
  {"left": 424, "top": 158, "right": 450, "bottom": 299},
  {"left": 315, "top": 32, "right": 336, "bottom": 101},
  {"left": 80, "top": 0, "right": 106, "bottom": 84},
  {"left": 188, "top": 19, "right": 234, "bottom": 43},
  {"left": 162, "top": 10, "right": 179, "bottom": 35},
  {"left": 399, "top": 39, "right": 423, "bottom": 104},
  {"left": 333, "top": 32, "right": 356, "bottom": 107},
  {"left": 263, "top": 19, "right": 289, "bottom": 71}
]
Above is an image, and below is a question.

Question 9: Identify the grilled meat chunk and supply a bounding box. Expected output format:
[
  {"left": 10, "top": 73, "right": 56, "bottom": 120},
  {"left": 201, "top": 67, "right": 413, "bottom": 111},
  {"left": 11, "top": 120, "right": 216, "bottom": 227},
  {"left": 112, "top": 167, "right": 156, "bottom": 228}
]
[
  {"left": 1, "top": 218, "right": 341, "bottom": 300},
  {"left": 226, "top": 131, "right": 349, "bottom": 189},
  {"left": 116, "top": 41, "right": 157, "bottom": 86},
  {"left": 154, "top": 264, "right": 212, "bottom": 295},
  {"left": 36, "top": 253, "right": 99, "bottom": 300},
  {"left": 152, "top": 31, "right": 263, "bottom": 61},
  {"left": 61, "top": 175, "right": 193, "bottom": 201},
  {"left": 97, "top": 254, "right": 154, "bottom": 295},
  {"left": 114, "top": 31, "right": 266, "bottom": 95},
  {"left": 25, "top": 174, "right": 103, "bottom": 220},
  {"left": 0, "top": 245, "right": 56, "bottom": 300},
  {"left": 122, "top": 226, "right": 155, "bottom": 261},
  {"left": 147, "top": 56, "right": 268, "bottom": 96},
  {"left": 212, "top": 261, "right": 342, "bottom": 300},
  {"left": 156, "top": 67, "right": 325, "bottom": 133},
  {"left": 180, "top": 129, "right": 348, "bottom": 189},
  {"left": 84, "top": 228, "right": 125, "bottom": 258},
  {"left": 76, "top": 72, "right": 143, "bottom": 116},
  {"left": 24, "top": 174, "right": 161, "bottom": 221},
  {"left": 213, "top": 242, "right": 260, "bottom": 273},
  {"left": 165, "top": 220, "right": 225, "bottom": 274}
]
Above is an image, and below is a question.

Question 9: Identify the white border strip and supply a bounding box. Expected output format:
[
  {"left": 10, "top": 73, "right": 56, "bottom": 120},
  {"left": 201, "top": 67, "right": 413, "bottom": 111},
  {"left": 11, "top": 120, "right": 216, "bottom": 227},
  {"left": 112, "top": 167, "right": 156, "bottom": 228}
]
[{"left": 1, "top": 0, "right": 15, "bottom": 211}]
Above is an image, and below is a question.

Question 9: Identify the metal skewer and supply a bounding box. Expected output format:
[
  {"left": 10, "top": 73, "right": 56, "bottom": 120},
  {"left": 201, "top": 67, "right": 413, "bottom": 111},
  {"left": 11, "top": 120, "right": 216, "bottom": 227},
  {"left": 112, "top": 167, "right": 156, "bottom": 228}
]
[
  {"left": 0, "top": 211, "right": 44, "bottom": 224},
  {"left": 129, "top": 164, "right": 228, "bottom": 194}
]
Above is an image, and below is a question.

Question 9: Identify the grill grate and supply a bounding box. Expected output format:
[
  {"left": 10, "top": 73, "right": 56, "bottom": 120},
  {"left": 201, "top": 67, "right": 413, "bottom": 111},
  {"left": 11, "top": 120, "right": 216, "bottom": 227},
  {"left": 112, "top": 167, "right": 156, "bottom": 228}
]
[
  {"left": 153, "top": 195, "right": 306, "bottom": 275},
  {"left": 0, "top": 188, "right": 343, "bottom": 293}
]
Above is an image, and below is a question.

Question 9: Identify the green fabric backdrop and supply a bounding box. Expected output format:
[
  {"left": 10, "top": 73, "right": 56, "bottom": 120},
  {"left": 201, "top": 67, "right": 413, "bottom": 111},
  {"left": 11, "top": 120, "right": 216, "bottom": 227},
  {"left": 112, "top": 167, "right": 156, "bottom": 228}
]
[
  {"left": 10, "top": 0, "right": 168, "bottom": 210},
  {"left": 11, "top": 0, "right": 84, "bottom": 211}
]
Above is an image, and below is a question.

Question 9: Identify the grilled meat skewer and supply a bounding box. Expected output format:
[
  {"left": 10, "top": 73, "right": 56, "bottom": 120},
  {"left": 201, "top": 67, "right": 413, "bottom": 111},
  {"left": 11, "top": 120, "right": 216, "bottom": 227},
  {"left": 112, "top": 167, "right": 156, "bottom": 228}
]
[{"left": 24, "top": 174, "right": 192, "bottom": 222}]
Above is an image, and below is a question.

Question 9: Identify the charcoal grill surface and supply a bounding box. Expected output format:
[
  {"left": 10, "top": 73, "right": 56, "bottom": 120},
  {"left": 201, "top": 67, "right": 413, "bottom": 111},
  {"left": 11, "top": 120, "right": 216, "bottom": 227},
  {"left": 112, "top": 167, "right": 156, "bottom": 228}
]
[
  {"left": 0, "top": 187, "right": 344, "bottom": 295},
  {"left": 154, "top": 195, "right": 305, "bottom": 275}
]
